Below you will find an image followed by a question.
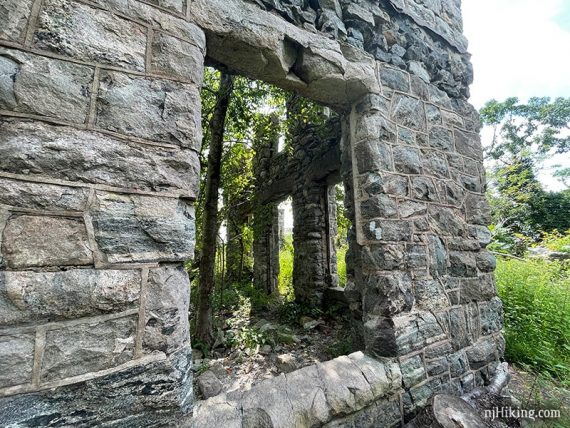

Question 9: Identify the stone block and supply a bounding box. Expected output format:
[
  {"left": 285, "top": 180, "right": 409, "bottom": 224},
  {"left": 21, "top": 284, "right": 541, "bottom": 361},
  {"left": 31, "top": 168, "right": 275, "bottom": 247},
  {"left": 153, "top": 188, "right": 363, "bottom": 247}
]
[
  {"left": 427, "top": 235, "right": 446, "bottom": 279},
  {"left": 88, "top": 0, "right": 205, "bottom": 51},
  {"left": 464, "top": 193, "right": 491, "bottom": 225},
  {"left": 143, "top": 264, "right": 190, "bottom": 353},
  {"left": 381, "top": 173, "right": 409, "bottom": 196},
  {"left": 425, "top": 104, "right": 442, "bottom": 125},
  {"left": 393, "top": 311, "right": 446, "bottom": 355},
  {"left": 421, "top": 150, "right": 449, "bottom": 178},
  {"left": 91, "top": 192, "right": 195, "bottom": 264},
  {"left": 0, "top": 178, "right": 90, "bottom": 212},
  {"left": 448, "top": 351, "right": 470, "bottom": 377},
  {"left": 400, "top": 355, "right": 425, "bottom": 388},
  {"left": 411, "top": 176, "right": 438, "bottom": 201},
  {"left": 0, "top": 269, "right": 141, "bottom": 326},
  {"left": 362, "top": 272, "right": 413, "bottom": 317},
  {"left": 379, "top": 65, "right": 410, "bottom": 92},
  {"left": 428, "top": 125, "right": 454, "bottom": 151},
  {"left": 96, "top": 71, "right": 201, "bottom": 150},
  {"left": 426, "top": 356, "right": 449, "bottom": 377},
  {"left": 449, "top": 306, "right": 470, "bottom": 350},
  {"left": 0, "top": 0, "right": 33, "bottom": 42},
  {"left": 317, "top": 355, "right": 374, "bottom": 415},
  {"left": 393, "top": 146, "right": 421, "bottom": 174},
  {"left": 459, "top": 275, "right": 496, "bottom": 304},
  {"left": 42, "top": 316, "right": 136, "bottom": 382},
  {"left": 400, "top": 200, "right": 427, "bottom": 218},
  {"left": 355, "top": 140, "right": 393, "bottom": 173},
  {"left": 465, "top": 336, "right": 497, "bottom": 369},
  {"left": 414, "top": 279, "right": 450, "bottom": 311},
  {"left": 147, "top": 0, "right": 186, "bottom": 14},
  {"left": 360, "top": 195, "right": 398, "bottom": 220},
  {"left": 449, "top": 251, "right": 477, "bottom": 277},
  {"left": 406, "top": 244, "right": 428, "bottom": 269},
  {"left": 0, "top": 333, "right": 35, "bottom": 388},
  {"left": 428, "top": 205, "right": 466, "bottom": 237},
  {"left": 454, "top": 129, "right": 483, "bottom": 160},
  {"left": 363, "top": 220, "right": 412, "bottom": 242},
  {"left": 2, "top": 215, "right": 93, "bottom": 269},
  {"left": 34, "top": 0, "right": 147, "bottom": 71},
  {"left": 361, "top": 244, "right": 405, "bottom": 271},
  {"left": 150, "top": 31, "right": 203, "bottom": 83},
  {"left": 0, "top": 48, "right": 93, "bottom": 124},
  {"left": 397, "top": 127, "right": 415, "bottom": 145},
  {"left": 391, "top": 94, "right": 426, "bottom": 132},
  {"left": 479, "top": 297, "right": 503, "bottom": 335},
  {"left": 0, "top": 119, "right": 200, "bottom": 197}
]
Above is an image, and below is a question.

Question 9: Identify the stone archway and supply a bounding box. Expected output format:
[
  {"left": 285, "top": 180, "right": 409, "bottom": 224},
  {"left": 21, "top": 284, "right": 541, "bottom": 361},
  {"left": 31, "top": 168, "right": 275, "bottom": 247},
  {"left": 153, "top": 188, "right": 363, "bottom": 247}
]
[{"left": 0, "top": 0, "right": 503, "bottom": 426}]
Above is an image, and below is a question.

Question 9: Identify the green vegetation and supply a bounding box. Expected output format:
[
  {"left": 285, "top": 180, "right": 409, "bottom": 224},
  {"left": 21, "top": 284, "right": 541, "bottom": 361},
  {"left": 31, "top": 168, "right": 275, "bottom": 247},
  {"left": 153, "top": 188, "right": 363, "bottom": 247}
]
[{"left": 496, "top": 257, "right": 570, "bottom": 385}]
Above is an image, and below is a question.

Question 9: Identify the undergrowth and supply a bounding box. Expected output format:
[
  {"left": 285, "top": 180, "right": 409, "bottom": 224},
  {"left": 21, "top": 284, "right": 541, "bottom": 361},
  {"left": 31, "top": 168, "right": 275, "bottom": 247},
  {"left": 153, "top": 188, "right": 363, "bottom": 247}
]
[{"left": 496, "top": 258, "right": 570, "bottom": 385}]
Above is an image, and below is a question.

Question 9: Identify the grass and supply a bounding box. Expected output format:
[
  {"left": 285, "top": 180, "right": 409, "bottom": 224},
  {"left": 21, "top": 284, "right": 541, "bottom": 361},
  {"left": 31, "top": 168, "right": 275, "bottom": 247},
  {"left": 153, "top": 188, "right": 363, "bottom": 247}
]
[{"left": 496, "top": 257, "right": 570, "bottom": 386}]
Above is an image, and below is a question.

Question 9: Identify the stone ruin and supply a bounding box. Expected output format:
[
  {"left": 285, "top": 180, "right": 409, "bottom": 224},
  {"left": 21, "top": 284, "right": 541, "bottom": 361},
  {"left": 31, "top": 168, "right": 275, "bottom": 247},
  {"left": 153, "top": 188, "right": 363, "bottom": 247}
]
[{"left": 0, "top": 0, "right": 504, "bottom": 426}]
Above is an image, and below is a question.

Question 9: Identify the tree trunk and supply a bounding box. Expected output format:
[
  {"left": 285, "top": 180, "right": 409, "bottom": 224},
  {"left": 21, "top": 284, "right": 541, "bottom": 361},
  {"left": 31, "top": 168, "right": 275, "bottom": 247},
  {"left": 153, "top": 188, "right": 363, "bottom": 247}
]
[{"left": 195, "top": 71, "right": 234, "bottom": 345}]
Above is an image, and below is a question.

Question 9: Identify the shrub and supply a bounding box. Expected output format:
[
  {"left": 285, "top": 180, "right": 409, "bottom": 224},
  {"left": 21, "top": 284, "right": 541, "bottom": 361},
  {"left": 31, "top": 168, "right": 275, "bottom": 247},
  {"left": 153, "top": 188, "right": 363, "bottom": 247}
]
[
  {"left": 540, "top": 230, "right": 570, "bottom": 253},
  {"left": 496, "top": 258, "right": 570, "bottom": 385}
]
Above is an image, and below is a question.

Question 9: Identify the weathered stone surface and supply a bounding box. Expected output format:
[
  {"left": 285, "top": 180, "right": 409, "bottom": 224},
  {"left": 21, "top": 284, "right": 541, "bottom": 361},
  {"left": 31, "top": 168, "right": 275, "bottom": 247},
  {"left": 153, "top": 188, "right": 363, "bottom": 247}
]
[
  {"left": 42, "top": 316, "right": 136, "bottom": 382},
  {"left": 0, "top": 48, "right": 93, "bottom": 124},
  {"left": 362, "top": 272, "right": 414, "bottom": 317},
  {"left": 0, "top": 0, "right": 33, "bottom": 42},
  {"left": 196, "top": 370, "right": 222, "bottom": 399},
  {"left": 0, "top": 348, "right": 193, "bottom": 427},
  {"left": 379, "top": 66, "right": 410, "bottom": 92},
  {"left": 323, "top": 398, "right": 401, "bottom": 428},
  {"left": 362, "top": 244, "right": 405, "bottom": 270},
  {"left": 0, "top": 119, "right": 200, "bottom": 197},
  {"left": 148, "top": 0, "right": 186, "bottom": 14},
  {"left": 355, "top": 140, "right": 393, "bottom": 173},
  {"left": 96, "top": 71, "right": 202, "bottom": 150},
  {"left": 480, "top": 297, "right": 503, "bottom": 335},
  {"left": 91, "top": 192, "right": 195, "bottom": 264},
  {"left": 393, "top": 146, "right": 421, "bottom": 174},
  {"left": 393, "top": 311, "right": 446, "bottom": 355},
  {"left": 151, "top": 31, "right": 203, "bottom": 83},
  {"left": 0, "top": 178, "right": 90, "bottom": 211},
  {"left": 401, "top": 355, "right": 425, "bottom": 388},
  {"left": 88, "top": 0, "right": 204, "bottom": 51},
  {"left": 465, "top": 336, "right": 497, "bottom": 369},
  {"left": 190, "top": 0, "right": 379, "bottom": 108},
  {"left": 2, "top": 215, "right": 93, "bottom": 269},
  {"left": 143, "top": 264, "right": 190, "bottom": 354},
  {"left": 0, "top": 269, "right": 141, "bottom": 325},
  {"left": 0, "top": 333, "right": 35, "bottom": 388},
  {"left": 414, "top": 279, "right": 450, "bottom": 311},
  {"left": 391, "top": 94, "right": 426, "bottom": 132},
  {"left": 34, "top": 0, "right": 147, "bottom": 71}
]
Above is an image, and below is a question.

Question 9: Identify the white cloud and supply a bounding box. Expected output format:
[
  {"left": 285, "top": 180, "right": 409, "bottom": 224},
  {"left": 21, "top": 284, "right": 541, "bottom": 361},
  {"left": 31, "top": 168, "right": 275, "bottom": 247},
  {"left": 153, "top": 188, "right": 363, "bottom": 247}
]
[
  {"left": 462, "top": 0, "right": 570, "bottom": 190},
  {"left": 463, "top": 0, "right": 570, "bottom": 109}
]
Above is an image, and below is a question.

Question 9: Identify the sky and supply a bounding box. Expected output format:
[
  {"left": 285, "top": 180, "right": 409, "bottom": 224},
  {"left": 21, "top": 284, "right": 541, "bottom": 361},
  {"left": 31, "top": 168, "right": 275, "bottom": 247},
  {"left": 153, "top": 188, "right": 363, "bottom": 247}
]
[{"left": 462, "top": 0, "right": 570, "bottom": 191}]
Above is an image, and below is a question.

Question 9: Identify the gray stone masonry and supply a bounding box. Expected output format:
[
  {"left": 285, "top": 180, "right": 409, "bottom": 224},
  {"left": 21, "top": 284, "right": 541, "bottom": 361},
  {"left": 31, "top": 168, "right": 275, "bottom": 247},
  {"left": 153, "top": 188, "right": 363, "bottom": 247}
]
[{"left": 0, "top": 0, "right": 502, "bottom": 425}]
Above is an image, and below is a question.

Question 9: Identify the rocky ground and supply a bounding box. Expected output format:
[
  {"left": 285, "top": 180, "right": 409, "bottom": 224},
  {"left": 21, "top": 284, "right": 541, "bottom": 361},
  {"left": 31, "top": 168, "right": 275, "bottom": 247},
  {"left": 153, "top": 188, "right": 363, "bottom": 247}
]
[{"left": 192, "top": 305, "right": 356, "bottom": 400}]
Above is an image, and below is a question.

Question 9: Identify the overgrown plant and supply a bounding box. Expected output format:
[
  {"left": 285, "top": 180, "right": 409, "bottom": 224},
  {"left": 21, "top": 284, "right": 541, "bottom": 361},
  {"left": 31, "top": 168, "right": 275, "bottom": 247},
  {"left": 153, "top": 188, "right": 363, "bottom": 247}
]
[{"left": 496, "top": 258, "right": 570, "bottom": 385}]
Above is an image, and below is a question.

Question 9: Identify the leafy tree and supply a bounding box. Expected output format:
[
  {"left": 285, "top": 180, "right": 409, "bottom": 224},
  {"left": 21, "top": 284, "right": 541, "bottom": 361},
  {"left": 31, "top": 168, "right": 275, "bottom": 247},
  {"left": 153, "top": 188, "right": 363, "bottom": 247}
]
[
  {"left": 480, "top": 97, "right": 570, "bottom": 237},
  {"left": 195, "top": 71, "right": 234, "bottom": 344}
]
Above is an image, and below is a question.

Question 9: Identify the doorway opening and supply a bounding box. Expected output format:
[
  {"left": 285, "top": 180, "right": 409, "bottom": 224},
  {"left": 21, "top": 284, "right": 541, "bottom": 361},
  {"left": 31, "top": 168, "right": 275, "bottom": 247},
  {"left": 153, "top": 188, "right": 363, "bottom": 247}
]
[{"left": 188, "top": 67, "right": 359, "bottom": 399}]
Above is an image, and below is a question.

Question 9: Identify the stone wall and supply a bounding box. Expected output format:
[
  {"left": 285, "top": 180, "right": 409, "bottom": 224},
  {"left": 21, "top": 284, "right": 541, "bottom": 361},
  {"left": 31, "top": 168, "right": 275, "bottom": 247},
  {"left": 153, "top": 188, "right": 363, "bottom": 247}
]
[
  {"left": 253, "top": 117, "right": 342, "bottom": 304},
  {"left": 0, "top": 0, "right": 204, "bottom": 425},
  {"left": 0, "top": 0, "right": 503, "bottom": 425}
]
